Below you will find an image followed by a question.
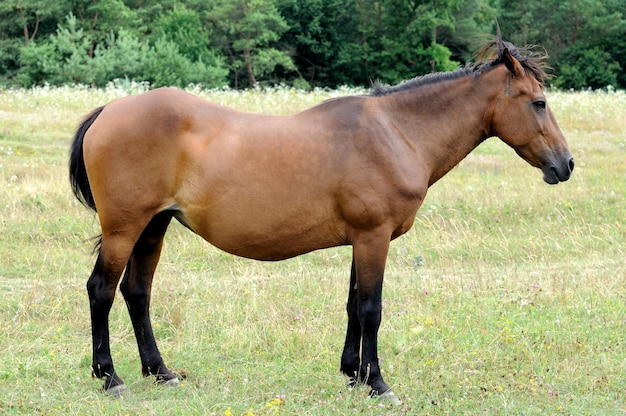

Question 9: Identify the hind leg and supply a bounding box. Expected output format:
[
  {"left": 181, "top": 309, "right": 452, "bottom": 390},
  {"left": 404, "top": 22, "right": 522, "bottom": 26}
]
[
  {"left": 87, "top": 234, "right": 136, "bottom": 396},
  {"left": 120, "top": 211, "right": 179, "bottom": 386}
]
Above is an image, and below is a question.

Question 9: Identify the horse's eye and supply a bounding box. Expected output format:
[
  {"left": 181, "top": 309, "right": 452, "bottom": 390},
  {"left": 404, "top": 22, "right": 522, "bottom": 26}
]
[{"left": 533, "top": 100, "right": 546, "bottom": 112}]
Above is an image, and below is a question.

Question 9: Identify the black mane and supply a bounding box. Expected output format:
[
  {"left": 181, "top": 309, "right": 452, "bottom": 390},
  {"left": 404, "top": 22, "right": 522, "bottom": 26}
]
[{"left": 371, "top": 38, "right": 549, "bottom": 97}]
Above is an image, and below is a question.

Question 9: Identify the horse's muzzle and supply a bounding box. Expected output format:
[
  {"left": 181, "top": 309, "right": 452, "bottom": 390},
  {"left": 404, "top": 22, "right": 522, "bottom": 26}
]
[{"left": 543, "top": 157, "right": 574, "bottom": 184}]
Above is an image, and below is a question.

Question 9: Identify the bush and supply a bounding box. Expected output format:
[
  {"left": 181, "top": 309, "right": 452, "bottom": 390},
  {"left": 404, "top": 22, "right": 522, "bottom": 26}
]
[
  {"left": 143, "top": 37, "right": 228, "bottom": 88},
  {"left": 15, "top": 13, "right": 228, "bottom": 89},
  {"left": 91, "top": 31, "right": 151, "bottom": 86}
]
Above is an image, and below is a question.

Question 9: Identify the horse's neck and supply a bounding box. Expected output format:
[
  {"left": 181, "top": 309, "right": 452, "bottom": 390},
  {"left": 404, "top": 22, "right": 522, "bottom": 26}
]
[{"left": 381, "top": 71, "right": 501, "bottom": 186}]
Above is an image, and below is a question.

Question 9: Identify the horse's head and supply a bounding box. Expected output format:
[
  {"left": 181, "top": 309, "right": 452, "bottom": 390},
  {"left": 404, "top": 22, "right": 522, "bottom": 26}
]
[{"left": 488, "top": 40, "right": 574, "bottom": 184}]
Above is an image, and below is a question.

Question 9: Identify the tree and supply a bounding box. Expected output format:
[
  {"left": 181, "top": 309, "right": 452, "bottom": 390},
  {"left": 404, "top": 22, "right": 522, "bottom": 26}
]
[
  {"left": 209, "top": 0, "right": 295, "bottom": 87},
  {"left": 151, "top": 4, "right": 211, "bottom": 62},
  {"left": 279, "top": 0, "right": 365, "bottom": 87},
  {"left": 0, "top": 0, "right": 68, "bottom": 45},
  {"left": 1, "top": 0, "right": 625, "bottom": 89},
  {"left": 370, "top": 0, "right": 462, "bottom": 84},
  {"left": 17, "top": 13, "right": 92, "bottom": 86},
  {"left": 498, "top": 0, "right": 626, "bottom": 89},
  {"left": 0, "top": 0, "right": 70, "bottom": 82},
  {"left": 439, "top": 0, "right": 497, "bottom": 64},
  {"left": 69, "top": 0, "right": 144, "bottom": 44}
]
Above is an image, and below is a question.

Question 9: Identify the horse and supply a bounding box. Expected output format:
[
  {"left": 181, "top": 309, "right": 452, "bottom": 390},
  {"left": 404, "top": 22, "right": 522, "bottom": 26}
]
[{"left": 69, "top": 36, "right": 573, "bottom": 402}]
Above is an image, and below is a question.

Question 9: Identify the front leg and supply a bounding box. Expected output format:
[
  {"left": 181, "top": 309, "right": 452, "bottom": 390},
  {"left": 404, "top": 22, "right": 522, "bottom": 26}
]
[
  {"left": 340, "top": 259, "right": 361, "bottom": 386},
  {"left": 343, "top": 230, "right": 402, "bottom": 404}
]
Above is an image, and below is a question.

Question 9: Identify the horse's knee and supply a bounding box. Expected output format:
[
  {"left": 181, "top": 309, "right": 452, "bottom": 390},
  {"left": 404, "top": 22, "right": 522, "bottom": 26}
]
[
  {"left": 86, "top": 269, "right": 116, "bottom": 305},
  {"left": 119, "top": 276, "right": 150, "bottom": 307}
]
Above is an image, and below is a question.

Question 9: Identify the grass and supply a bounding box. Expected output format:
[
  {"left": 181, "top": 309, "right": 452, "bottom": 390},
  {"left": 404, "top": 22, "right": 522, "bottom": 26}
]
[{"left": 0, "top": 83, "right": 624, "bottom": 415}]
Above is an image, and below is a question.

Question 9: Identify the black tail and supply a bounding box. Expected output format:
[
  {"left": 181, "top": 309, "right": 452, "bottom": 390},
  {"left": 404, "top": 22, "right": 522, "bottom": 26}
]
[{"left": 69, "top": 106, "right": 105, "bottom": 212}]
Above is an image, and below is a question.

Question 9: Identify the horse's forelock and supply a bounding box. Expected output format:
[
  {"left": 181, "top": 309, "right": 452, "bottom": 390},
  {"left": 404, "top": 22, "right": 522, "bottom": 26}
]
[{"left": 477, "top": 37, "right": 550, "bottom": 85}]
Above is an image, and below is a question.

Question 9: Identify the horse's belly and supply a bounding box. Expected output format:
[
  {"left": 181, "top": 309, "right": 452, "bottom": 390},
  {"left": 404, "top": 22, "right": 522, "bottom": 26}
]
[
  {"left": 176, "top": 202, "right": 347, "bottom": 261},
  {"left": 213, "top": 231, "right": 345, "bottom": 261},
  {"left": 202, "top": 223, "right": 346, "bottom": 261}
]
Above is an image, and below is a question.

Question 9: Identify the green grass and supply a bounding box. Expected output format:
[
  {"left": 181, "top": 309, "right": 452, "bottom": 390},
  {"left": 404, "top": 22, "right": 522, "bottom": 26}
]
[{"left": 0, "top": 84, "right": 624, "bottom": 415}]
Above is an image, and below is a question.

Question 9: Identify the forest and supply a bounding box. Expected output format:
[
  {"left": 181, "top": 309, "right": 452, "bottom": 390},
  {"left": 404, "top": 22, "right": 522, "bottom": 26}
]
[{"left": 0, "top": 0, "right": 624, "bottom": 90}]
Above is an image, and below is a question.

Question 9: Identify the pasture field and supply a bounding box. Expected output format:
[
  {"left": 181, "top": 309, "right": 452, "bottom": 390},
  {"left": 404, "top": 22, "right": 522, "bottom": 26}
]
[{"left": 0, "top": 84, "right": 624, "bottom": 415}]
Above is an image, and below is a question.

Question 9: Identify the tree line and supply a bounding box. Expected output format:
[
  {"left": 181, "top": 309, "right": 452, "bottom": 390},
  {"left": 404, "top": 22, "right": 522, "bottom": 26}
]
[{"left": 0, "top": 0, "right": 624, "bottom": 90}]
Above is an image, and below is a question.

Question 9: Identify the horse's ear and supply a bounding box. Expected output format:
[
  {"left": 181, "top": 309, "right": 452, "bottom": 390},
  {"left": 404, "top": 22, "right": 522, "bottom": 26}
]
[
  {"left": 502, "top": 47, "right": 525, "bottom": 78},
  {"left": 495, "top": 20, "right": 504, "bottom": 49}
]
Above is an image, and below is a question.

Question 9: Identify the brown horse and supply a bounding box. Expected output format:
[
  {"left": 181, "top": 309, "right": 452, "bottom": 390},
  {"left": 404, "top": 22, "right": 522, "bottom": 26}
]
[{"left": 69, "top": 37, "right": 573, "bottom": 402}]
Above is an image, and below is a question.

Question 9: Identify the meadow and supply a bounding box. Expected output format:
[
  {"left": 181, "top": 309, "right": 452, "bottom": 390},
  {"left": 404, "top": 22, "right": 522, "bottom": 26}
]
[{"left": 0, "top": 83, "right": 624, "bottom": 415}]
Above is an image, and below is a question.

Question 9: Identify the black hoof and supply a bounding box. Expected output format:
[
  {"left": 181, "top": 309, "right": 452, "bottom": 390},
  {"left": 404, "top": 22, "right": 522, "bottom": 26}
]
[
  {"left": 157, "top": 377, "right": 180, "bottom": 387},
  {"left": 154, "top": 370, "right": 182, "bottom": 387},
  {"left": 369, "top": 388, "right": 402, "bottom": 405},
  {"left": 105, "top": 383, "right": 130, "bottom": 398}
]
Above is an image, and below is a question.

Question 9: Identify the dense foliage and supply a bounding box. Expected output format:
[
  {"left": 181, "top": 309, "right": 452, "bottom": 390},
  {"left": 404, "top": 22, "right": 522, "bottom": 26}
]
[{"left": 0, "top": 0, "right": 624, "bottom": 89}]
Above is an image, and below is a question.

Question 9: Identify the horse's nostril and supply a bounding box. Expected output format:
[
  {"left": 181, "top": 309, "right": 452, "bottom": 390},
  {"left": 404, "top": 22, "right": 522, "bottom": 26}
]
[{"left": 569, "top": 158, "right": 575, "bottom": 172}]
